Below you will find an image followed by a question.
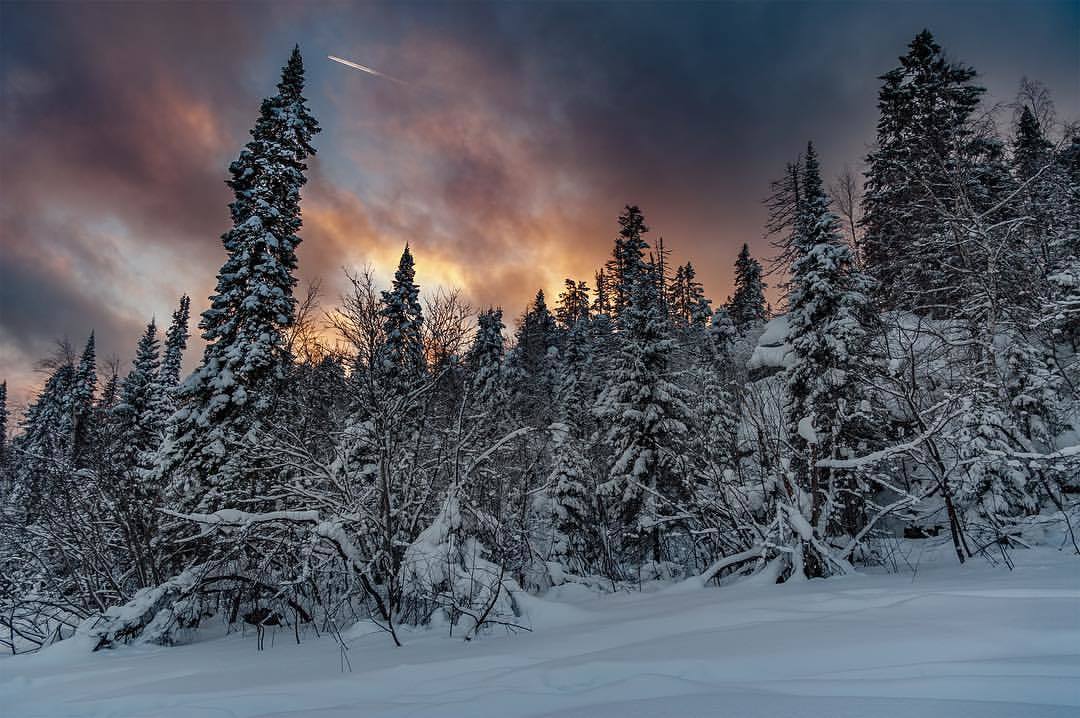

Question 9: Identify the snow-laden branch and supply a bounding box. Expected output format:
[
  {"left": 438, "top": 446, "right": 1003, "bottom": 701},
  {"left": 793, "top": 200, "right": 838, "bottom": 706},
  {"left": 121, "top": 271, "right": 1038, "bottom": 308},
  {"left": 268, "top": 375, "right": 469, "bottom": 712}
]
[
  {"left": 462, "top": 426, "right": 532, "bottom": 480},
  {"left": 160, "top": 508, "right": 320, "bottom": 527},
  {"left": 992, "top": 445, "right": 1080, "bottom": 462},
  {"left": 816, "top": 405, "right": 955, "bottom": 469},
  {"left": 675, "top": 547, "right": 766, "bottom": 591}
]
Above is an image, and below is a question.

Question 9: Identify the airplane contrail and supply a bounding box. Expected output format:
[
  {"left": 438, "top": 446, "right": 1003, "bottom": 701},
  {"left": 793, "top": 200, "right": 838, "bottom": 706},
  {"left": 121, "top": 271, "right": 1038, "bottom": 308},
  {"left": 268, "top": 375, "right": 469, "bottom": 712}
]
[{"left": 328, "top": 55, "right": 409, "bottom": 86}]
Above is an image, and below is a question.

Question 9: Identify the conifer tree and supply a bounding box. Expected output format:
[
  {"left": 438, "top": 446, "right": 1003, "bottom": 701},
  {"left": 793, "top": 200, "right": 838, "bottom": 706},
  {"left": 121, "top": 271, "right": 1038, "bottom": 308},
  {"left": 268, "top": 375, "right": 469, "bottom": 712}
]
[
  {"left": 783, "top": 143, "right": 874, "bottom": 577},
  {"left": 0, "top": 380, "right": 8, "bottom": 466},
  {"left": 1014, "top": 106, "right": 1055, "bottom": 182},
  {"left": 380, "top": 244, "right": 426, "bottom": 387},
  {"left": 728, "top": 244, "right": 767, "bottom": 330},
  {"left": 669, "top": 263, "right": 711, "bottom": 329},
  {"left": 114, "top": 321, "right": 167, "bottom": 466},
  {"left": 860, "top": 29, "right": 984, "bottom": 312},
  {"left": 159, "top": 47, "right": 319, "bottom": 513},
  {"left": 96, "top": 368, "right": 120, "bottom": 413},
  {"left": 0, "top": 381, "right": 8, "bottom": 500},
  {"left": 160, "top": 295, "right": 190, "bottom": 390},
  {"left": 592, "top": 269, "right": 613, "bottom": 316},
  {"left": 546, "top": 420, "right": 592, "bottom": 570},
  {"left": 468, "top": 308, "right": 507, "bottom": 406},
  {"left": 556, "top": 279, "right": 590, "bottom": 329},
  {"left": 110, "top": 321, "right": 169, "bottom": 585},
  {"left": 71, "top": 333, "right": 97, "bottom": 465},
  {"left": 596, "top": 208, "right": 692, "bottom": 565},
  {"left": 9, "top": 352, "right": 76, "bottom": 519},
  {"left": 508, "top": 290, "right": 560, "bottom": 426}
]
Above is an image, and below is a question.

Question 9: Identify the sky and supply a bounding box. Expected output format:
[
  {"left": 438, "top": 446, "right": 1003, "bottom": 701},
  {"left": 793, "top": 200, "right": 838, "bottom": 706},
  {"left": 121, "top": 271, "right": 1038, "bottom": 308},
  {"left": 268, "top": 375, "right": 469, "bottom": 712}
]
[{"left": 1, "top": 1, "right": 1078, "bottom": 410}]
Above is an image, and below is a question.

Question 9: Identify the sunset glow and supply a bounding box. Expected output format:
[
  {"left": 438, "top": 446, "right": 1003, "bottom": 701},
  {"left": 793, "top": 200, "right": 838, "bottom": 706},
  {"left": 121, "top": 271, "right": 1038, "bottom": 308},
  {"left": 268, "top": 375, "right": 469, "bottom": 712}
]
[{"left": 1, "top": 1, "right": 1077, "bottom": 408}]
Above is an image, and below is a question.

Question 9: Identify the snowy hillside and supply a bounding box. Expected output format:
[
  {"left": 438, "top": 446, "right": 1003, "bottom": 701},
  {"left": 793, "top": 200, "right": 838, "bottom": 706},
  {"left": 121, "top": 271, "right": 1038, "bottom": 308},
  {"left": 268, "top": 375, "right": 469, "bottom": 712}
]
[{"left": 3, "top": 545, "right": 1078, "bottom": 718}]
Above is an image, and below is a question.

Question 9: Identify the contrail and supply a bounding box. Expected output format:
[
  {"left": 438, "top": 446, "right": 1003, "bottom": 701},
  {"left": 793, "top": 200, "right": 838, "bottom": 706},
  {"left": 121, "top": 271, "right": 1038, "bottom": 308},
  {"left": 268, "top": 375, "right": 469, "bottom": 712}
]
[{"left": 328, "top": 55, "right": 409, "bottom": 86}]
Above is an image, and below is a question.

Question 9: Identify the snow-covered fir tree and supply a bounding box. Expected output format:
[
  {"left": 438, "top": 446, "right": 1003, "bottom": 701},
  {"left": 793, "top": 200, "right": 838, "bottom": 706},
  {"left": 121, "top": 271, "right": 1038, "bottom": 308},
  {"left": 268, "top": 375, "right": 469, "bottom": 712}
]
[
  {"left": 782, "top": 142, "right": 875, "bottom": 578},
  {"left": 71, "top": 333, "right": 97, "bottom": 466},
  {"left": 379, "top": 244, "right": 426, "bottom": 387},
  {"left": 596, "top": 207, "right": 693, "bottom": 567},
  {"left": 860, "top": 29, "right": 984, "bottom": 313},
  {"left": 158, "top": 47, "right": 319, "bottom": 514},
  {"left": 556, "top": 279, "right": 590, "bottom": 329},
  {"left": 507, "top": 289, "right": 560, "bottom": 427},
  {"left": 0, "top": 381, "right": 7, "bottom": 466},
  {"left": 728, "top": 243, "right": 767, "bottom": 330},
  {"left": 468, "top": 307, "right": 508, "bottom": 409},
  {"left": 669, "top": 262, "right": 711, "bottom": 330},
  {"left": 159, "top": 295, "right": 190, "bottom": 390}
]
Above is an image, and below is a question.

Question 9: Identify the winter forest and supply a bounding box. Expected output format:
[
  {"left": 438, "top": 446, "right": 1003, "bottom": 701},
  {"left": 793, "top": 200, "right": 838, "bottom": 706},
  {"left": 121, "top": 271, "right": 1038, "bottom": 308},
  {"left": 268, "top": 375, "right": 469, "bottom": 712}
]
[{"left": 2, "top": 24, "right": 1079, "bottom": 677}]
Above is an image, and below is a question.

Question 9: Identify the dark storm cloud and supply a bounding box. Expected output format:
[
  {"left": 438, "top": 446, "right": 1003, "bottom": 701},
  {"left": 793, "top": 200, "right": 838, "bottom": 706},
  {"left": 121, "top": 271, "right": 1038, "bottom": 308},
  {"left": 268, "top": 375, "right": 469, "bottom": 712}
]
[{"left": 1, "top": 0, "right": 1077, "bottom": 408}]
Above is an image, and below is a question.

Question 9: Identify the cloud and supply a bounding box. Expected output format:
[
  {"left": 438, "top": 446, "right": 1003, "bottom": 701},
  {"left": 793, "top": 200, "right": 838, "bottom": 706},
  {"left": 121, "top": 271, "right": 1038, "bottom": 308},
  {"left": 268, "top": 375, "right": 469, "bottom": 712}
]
[{"left": 2, "top": 0, "right": 1077, "bottom": 410}]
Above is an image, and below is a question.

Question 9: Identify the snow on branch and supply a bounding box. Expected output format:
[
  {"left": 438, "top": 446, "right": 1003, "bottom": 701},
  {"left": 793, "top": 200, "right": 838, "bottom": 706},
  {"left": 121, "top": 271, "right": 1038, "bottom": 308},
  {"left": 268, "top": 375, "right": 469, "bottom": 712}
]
[{"left": 160, "top": 508, "right": 320, "bottom": 527}]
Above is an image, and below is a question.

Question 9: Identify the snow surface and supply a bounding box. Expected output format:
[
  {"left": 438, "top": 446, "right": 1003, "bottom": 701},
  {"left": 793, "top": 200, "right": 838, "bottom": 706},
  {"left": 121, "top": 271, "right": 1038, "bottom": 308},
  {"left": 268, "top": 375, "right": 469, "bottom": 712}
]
[
  {"left": 748, "top": 315, "right": 793, "bottom": 371},
  {"left": 3, "top": 546, "right": 1079, "bottom": 718},
  {"left": 797, "top": 415, "right": 818, "bottom": 444}
]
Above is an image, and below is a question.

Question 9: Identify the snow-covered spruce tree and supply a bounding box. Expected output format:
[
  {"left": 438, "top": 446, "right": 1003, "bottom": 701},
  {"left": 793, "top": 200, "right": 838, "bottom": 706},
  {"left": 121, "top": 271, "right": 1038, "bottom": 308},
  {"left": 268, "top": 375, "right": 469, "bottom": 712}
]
[
  {"left": 860, "top": 29, "right": 984, "bottom": 314},
  {"left": 728, "top": 243, "right": 767, "bottom": 331},
  {"left": 687, "top": 305, "right": 739, "bottom": 488},
  {"left": 556, "top": 278, "right": 590, "bottom": 329},
  {"left": 468, "top": 307, "right": 508, "bottom": 411},
  {"left": 543, "top": 419, "right": 592, "bottom": 574},
  {"left": 668, "top": 262, "right": 711, "bottom": 331},
  {"left": 379, "top": 244, "right": 426, "bottom": 389},
  {"left": 507, "top": 289, "right": 560, "bottom": 427},
  {"left": 7, "top": 355, "right": 74, "bottom": 519},
  {"left": 71, "top": 333, "right": 98, "bottom": 466},
  {"left": 341, "top": 243, "right": 432, "bottom": 615},
  {"left": 782, "top": 143, "right": 875, "bottom": 578},
  {"left": 113, "top": 322, "right": 167, "bottom": 462},
  {"left": 465, "top": 307, "right": 512, "bottom": 509},
  {"left": 159, "top": 295, "right": 190, "bottom": 391},
  {"left": 0, "top": 381, "right": 7, "bottom": 486},
  {"left": 490, "top": 291, "right": 564, "bottom": 582},
  {"left": 465, "top": 305, "right": 515, "bottom": 522},
  {"left": 996, "top": 102, "right": 1075, "bottom": 497},
  {"left": 595, "top": 206, "right": 693, "bottom": 570},
  {"left": 1046, "top": 134, "right": 1080, "bottom": 351},
  {"left": 538, "top": 293, "right": 602, "bottom": 577},
  {"left": 107, "top": 321, "right": 169, "bottom": 586},
  {"left": 158, "top": 46, "right": 319, "bottom": 516}
]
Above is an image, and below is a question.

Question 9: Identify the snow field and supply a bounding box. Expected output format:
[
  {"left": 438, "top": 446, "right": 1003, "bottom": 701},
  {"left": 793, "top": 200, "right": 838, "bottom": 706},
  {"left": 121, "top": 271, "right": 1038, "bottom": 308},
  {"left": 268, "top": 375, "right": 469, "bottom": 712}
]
[{"left": 2, "top": 545, "right": 1078, "bottom": 717}]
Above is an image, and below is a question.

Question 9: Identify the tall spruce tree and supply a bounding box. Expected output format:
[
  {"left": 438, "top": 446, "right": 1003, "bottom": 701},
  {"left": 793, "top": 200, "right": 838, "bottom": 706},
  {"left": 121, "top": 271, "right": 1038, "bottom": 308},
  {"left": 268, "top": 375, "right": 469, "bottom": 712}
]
[
  {"left": 508, "top": 289, "right": 560, "bottom": 427},
  {"left": 595, "top": 207, "right": 692, "bottom": 565},
  {"left": 556, "top": 279, "right": 590, "bottom": 329},
  {"left": 9, "top": 352, "right": 77, "bottom": 519},
  {"left": 110, "top": 321, "right": 169, "bottom": 585},
  {"left": 0, "top": 381, "right": 8, "bottom": 500},
  {"left": 728, "top": 243, "right": 767, "bottom": 330},
  {"left": 113, "top": 321, "right": 166, "bottom": 467},
  {"left": 468, "top": 307, "right": 507, "bottom": 406},
  {"left": 0, "top": 381, "right": 7, "bottom": 466},
  {"left": 380, "top": 244, "right": 426, "bottom": 387},
  {"left": 861, "top": 30, "right": 984, "bottom": 313},
  {"left": 669, "top": 262, "right": 711, "bottom": 329},
  {"left": 71, "top": 333, "right": 97, "bottom": 465},
  {"left": 160, "top": 295, "right": 191, "bottom": 390},
  {"left": 783, "top": 143, "right": 874, "bottom": 578},
  {"left": 159, "top": 46, "right": 319, "bottom": 513}
]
